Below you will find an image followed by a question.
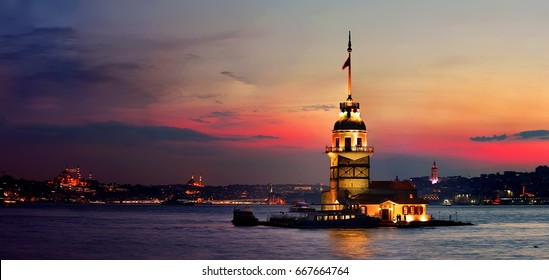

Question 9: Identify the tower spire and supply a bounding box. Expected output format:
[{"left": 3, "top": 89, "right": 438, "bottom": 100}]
[
  {"left": 342, "top": 31, "right": 352, "bottom": 100},
  {"left": 347, "top": 31, "right": 352, "bottom": 99}
]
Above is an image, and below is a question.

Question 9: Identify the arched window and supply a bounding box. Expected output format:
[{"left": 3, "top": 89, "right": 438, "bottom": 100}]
[
  {"left": 402, "top": 206, "right": 408, "bottom": 215},
  {"left": 410, "top": 206, "right": 415, "bottom": 215}
]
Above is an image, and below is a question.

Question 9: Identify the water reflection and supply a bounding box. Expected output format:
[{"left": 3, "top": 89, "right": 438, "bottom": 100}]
[{"left": 328, "top": 229, "right": 373, "bottom": 259}]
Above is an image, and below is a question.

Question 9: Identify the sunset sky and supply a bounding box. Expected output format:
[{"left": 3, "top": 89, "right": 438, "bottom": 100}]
[{"left": 1, "top": 0, "right": 548, "bottom": 185}]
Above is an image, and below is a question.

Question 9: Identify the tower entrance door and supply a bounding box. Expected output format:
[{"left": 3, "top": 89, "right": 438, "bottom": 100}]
[
  {"left": 381, "top": 209, "right": 390, "bottom": 221},
  {"left": 345, "top": 137, "right": 352, "bottom": 151}
]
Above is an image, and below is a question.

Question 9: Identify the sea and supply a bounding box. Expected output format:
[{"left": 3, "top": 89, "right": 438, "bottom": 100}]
[{"left": 1, "top": 203, "right": 548, "bottom": 260}]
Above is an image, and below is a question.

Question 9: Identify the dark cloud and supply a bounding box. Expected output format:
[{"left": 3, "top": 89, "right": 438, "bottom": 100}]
[
  {"left": 181, "top": 92, "right": 225, "bottom": 105},
  {"left": 470, "top": 134, "right": 508, "bottom": 142},
  {"left": 513, "top": 130, "right": 549, "bottom": 140},
  {"left": 220, "top": 71, "right": 252, "bottom": 85},
  {"left": 0, "top": 1, "right": 76, "bottom": 35},
  {"left": 0, "top": 122, "right": 218, "bottom": 146},
  {"left": 191, "top": 111, "right": 238, "bottom": 123},
  {"left": 220, "top": 134, "right": 279, "bottom": 142},
  {"left": 209, "top": 111, "right": 237, "bottom": 118},
  {"left": 470, "top": 130, "right": 549, "bottom": 142},
  {"left": 250, "top": 135, "right": 279, "bottom": 140},
  {"left": 0, "top": 121, "right": 279, "bottom": 146},
  {"left": 0, "top": 29, "right": 264, "bottom": 116},
  {"left": 189, "top": 118, "right": 210, "bottom": 123},
  {"left": 0, "top": 27, "right": 155, "bottom": 115},
  {"left": 195, "top": 93, "right": 223, "bottom": 100},
  {"left": 301, "top": 104, "right": 335, "bottom": 112}
]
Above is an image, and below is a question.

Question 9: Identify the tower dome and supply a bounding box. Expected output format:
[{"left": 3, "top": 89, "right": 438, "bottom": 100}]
[
  {"left": 333, "top": 103, "right": 367, "bottom": 130},
  {"left": 334, "top": 118, "right": 366, "bottom": 130},
  {"left": 333, "top": 118, "right": 366, "bottom": 130}
]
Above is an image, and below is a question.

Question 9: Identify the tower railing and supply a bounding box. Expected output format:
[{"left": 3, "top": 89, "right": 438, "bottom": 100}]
[
  {"left": 339, "top": 102, "right": 360, "bottom": 111},
  {"left": 325, "top": 146, "right": 374, "bottom": 153}
]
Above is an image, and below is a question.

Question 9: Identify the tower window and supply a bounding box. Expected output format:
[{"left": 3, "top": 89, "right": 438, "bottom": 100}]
[
  {"left": 335, "top": 138, "right": 340, "bottom": 148},
  {"left": 357, "top": 138, "right": 362, "bottom": 147}
]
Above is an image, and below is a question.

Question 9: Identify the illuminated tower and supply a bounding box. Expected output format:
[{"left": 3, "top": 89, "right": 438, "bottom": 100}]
[
  {"left": 322, "top": 32, "right": 374, "bottom": 210},
  {"left": 430, "top": 161, "right": 439, "bottom": 184}
]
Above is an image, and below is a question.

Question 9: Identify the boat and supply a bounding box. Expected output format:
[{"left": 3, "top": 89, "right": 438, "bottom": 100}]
[
  {"left": 267, "top": 206, "right": 381, "bottom": 228},
  {"left": 231, "top": 207, "right": 259, "bottom": 226},
  {"left": 442, "top": 199, "right": 452, "bottom": 206},
  {"left": 289, "top": 201, "right": 316, "bottom": 212}
]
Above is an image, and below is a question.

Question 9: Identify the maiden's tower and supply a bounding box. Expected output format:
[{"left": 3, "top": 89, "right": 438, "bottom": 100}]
[{"left": 322, "top": 32, "right": 430, "bottom": 224}]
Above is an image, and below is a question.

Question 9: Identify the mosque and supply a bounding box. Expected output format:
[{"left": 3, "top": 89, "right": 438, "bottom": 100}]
[
  {"left": 186, "top": 174, "right": 204, "bottom": 187},
  {"left": 51, "top": 165, "right": 92, "bottom": 189},
  {"left": 321, "top": 32, "right": 430, "bottom": 223}
]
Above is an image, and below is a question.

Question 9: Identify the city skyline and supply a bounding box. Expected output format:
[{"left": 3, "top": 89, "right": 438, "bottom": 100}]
[{"left": 1, "top": 1, "right": 548, "bottom": 185}]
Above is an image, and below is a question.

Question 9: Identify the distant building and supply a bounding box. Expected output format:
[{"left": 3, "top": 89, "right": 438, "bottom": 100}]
[
  {"left": 267, "top": 185, "right": 285, "bottom": 205},
  {"left": 321, "top": 33, "right": 430, "bottom": 223},
  {"left": 187, "top": 174, "right": 204, "bottom": 187},
  {"left": 51, "top": 165, "right": 92, "bottom": 189},
  {"left": 430, "top": 161, "right": 439, "bottom": 184},
  {"left": 293, "top": 185, "right": 313, "bottom": 191}
]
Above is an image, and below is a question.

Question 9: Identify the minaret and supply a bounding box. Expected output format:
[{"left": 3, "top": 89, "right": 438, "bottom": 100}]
[
  {"left": 322, "top": 32, "right": 374, "bottom": 210},
  {"left": 430, "top": 161, "right": 439, "bottom": 184},
  {"left": 77, "top": 164, "right": 81, "bottom": 181}
]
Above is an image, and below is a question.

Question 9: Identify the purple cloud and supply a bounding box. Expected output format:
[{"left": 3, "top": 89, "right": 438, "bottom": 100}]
[{"left": 471, "top": 130, "right": 549, "bottom": 142}]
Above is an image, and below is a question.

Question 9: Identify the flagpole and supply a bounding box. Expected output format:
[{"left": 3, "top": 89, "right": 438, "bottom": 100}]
[{"left": 347, "top": 31, "right": 352, "bottom": 100}]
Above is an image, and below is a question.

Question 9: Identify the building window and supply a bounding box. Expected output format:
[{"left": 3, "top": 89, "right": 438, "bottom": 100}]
[
  {"left": 402, "top": 206, "right": 408, "bottom": 215},
  {"left": 357, "top": 137, "right": 362, "bottom": 147},
  {"left": 335, "top": 138, "right": 340, "bottom": 148}
]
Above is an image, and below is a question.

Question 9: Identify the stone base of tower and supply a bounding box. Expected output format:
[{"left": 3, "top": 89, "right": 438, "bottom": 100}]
[
  {"left": 321, "top": 189, "right": 346, "bottom": 211},
  {"left": 328, "top": 154, "right": 372, "bottom": 197}
]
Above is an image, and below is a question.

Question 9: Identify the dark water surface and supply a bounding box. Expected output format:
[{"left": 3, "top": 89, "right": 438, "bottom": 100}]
[{"left": 1, "top": 204, "right": 548, "bottom": 259}]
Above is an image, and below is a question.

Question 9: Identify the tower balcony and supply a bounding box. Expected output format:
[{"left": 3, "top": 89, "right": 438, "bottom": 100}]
[
  {"left": 340, "top": 101, "right": 360, "bottom": 112},
  {"left": 325, "top": 146, "right": 374, "bottom": 153}
]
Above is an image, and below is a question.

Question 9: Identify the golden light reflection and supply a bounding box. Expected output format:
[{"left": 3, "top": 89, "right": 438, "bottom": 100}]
[{"left": 328, "top": 229, "right": 373, "bottom": 259}]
